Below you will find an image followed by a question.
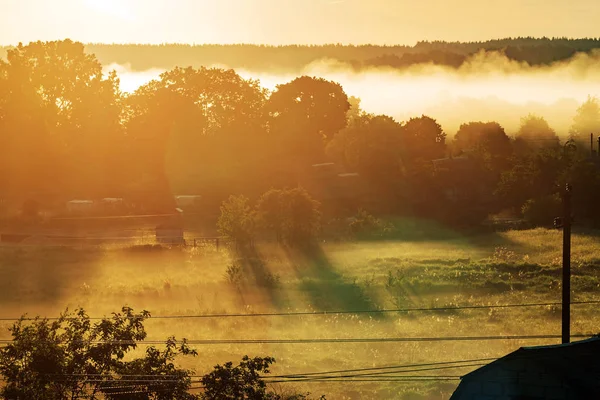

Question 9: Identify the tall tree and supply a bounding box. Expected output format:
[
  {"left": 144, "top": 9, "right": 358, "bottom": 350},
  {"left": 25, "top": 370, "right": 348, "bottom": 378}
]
[
  {"left": 401, "top": 115, "right": 446, "bottom": 165},
  {"left": 327, "top": 114, "right": 404, "bottom": 182},
  {"left": 267, "top": 76, "right": 350, "bottom": 165},
  {"left": 570, "top": 96, "right": 600, "bottom": 141},
  {"left": 516, "top": 114, "right": 559, "bottom": 152},
  {"left": 0, "top": 40, "right": 124, "bottom": 200},
  {"left": 125, "top": 67, "right": 269, "bottom": 205},
  {"left": 454, "top": 121, "right": 512, "bottom": 172}
]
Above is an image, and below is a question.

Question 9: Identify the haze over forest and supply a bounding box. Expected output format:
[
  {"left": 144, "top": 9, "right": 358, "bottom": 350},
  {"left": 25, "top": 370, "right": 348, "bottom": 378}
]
[{"left": 3, "top": 38, "right": 598, "bottom": 133}]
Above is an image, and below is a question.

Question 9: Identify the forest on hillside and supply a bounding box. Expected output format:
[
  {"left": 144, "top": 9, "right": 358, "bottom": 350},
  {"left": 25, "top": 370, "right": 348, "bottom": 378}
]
[
  {"left": 1, "top": 39, "right": 600, "bottom": 231},
  {"left": 3, "top": 37, "right": 600, "bottom": 72}
]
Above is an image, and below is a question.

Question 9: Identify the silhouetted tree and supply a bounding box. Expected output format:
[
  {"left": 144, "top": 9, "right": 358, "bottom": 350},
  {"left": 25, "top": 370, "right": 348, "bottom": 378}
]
[
  {"left": 401, "top": 115, "right": 447, "bottom": 165},
  {"left": 454, "top": 121, "right": 513, "bottom": 172},
  {"left": 570, "top": 96, "right": 600, "bottom": 141},
  {"left": 201, "top": 356, "right": 275, "bottom": 400},
  {"left": 516, "top": 114, "right": 560, "bottom": 152},
  {"left": 0, "top": 307, "right": 198, "bottom": 400},
  {"left": 267, "top": 76, "right": 349, "bottom": 166}
]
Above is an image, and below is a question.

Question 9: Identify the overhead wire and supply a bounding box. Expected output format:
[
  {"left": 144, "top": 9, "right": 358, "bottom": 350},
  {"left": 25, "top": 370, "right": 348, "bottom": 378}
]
[
  {"left": 0, "top": 333, "right": 592, "bottom": 346},
  {"left": 0, "top": 300, "right": 597, "bottom": 321}
]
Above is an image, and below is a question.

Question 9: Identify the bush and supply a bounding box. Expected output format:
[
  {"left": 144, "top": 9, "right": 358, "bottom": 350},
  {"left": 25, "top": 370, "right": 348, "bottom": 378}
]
[
  {"left": 217, "top": 195, "right": 256, "bottom": 245},
  {"left": 348, "top": 209, "right": 394, "bottom": 238},
  {"left": 521, "top": 194, "right": 561, "bottom": 227},
  {"left": 256, "top": 188, "right": 321, "bottom": 246}
]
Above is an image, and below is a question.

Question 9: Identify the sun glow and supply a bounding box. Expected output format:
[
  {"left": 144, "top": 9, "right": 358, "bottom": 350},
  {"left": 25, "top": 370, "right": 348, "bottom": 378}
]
[{"left": 84, "top": 0, "right": 134, "bottom": 21}]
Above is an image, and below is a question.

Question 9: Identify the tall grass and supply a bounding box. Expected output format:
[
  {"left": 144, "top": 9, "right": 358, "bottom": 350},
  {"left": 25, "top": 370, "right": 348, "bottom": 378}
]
[{"left": 0, "top": 227, "right": 599, "bottom": 399}]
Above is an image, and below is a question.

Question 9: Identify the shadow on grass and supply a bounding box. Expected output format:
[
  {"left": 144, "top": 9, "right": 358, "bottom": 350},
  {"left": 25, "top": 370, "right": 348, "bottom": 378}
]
[
  {"left": 0, "top": 246, "right": 103, "bottom": 306},
  {"left": 283, "top": 243, "right": 383, "bottom": 317},
  {"left": 235, "top": 245, "right": 291, "bottom": 310},
  {"left": 346, "top": 215, "right": 530, "bottom": 254}
]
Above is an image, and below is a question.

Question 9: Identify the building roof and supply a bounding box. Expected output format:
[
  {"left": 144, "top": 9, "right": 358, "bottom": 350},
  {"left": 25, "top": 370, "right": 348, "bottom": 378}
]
[{"left": 451, "top": 336, "right": 600, "bottom": 399}]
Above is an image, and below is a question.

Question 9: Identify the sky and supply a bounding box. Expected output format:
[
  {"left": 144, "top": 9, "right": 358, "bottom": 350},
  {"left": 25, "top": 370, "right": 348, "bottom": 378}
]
[{"left": 1, "top": 0, "right": 598, "bottom": 45}]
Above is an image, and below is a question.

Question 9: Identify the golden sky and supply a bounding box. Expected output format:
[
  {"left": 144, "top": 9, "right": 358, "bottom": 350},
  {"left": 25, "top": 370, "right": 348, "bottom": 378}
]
[{"left": 1, "top": 0, "right": 598, "bottom": 45}]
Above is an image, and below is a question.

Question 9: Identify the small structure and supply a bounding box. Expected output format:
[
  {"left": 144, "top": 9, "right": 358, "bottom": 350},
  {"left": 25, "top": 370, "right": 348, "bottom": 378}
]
[
  {"left": 450, "top": 336, "right": 600, "bottom": 400},
  {"left": 175, "top": 195, "right": 201, "bottom": 208},
  {"left": 66, "top": 200, "right": 94, "bottom": 214}
]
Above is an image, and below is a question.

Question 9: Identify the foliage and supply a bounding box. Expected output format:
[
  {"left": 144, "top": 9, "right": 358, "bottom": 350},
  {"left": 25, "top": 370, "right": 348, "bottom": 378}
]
[
  {"left": 201, "top": 356, "right": 275, "bottom": 400},
  {"left": 348, "top": 209, "right": 394, "bottom": 238},
  {"left": 80, "top": 39, "right": 600, "bottom": 72},
  {"left": 401, "top": 115, "right": 447, "bottom": 165},
  {"left": 454, "top": 121, "right": 512, "bottom": 172},
  {"left": 327, "top": 114, "right": 404, "bottom": 181},
  {"left": 3, "top": 39, "right": 600, "bottom": 229},
  {"left": 256, "top": 188, "right": 321, "bottom": 245},
  {"left": 521, "top": 194, "right": 562, "bottom": 227},
  {"left": 570, "top": 95, "right": 600, "bottom": 141},
  {"left": 0, "top": 307, "right": 198, "bottom": 400},
  {"left": 496, "top": 149, "right": 566, "bottom": 209},
  {"left": 217, "top": 195, "right": 256, "bottom": 245},
  {"left": 0, "top": 39, "right": 123, "bottom": 200},
  {"left": 515, "top": 114, "right": 559, "bottom": 152}
]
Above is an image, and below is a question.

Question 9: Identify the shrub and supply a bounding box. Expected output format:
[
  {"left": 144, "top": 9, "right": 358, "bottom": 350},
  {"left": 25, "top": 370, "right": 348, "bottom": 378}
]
[
  {"left": 217, "top": 195, "right": 256, "bottom": 245},
  {"left": 348, "top": 209, "right": 394, "bottom": 238},
  {"left": 256, "top": 188, "right": 321, "bottom": 246},
  {"left": 521, "top": 194, "right": 561, "bottom": 227}
]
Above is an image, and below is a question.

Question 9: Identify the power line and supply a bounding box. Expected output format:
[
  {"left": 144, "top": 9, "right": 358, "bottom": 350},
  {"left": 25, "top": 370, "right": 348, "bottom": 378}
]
[
  {"left": 266, "top": 363, "right": 488, "bottom": 382},
  {"left": 1, "top": 300, "right": 597, "bottom": 322},
  {"left": 39, "top": 357, "right": 498, "bottom": 381},
  {"left": 268, "top": 377, "right": 462, "bottom": 383},
  {"left": 268, "top": 357, "right": 497, "bottom": 378},
  {"left": 0, "top": 334, "right": 592, "bottom": 345}
]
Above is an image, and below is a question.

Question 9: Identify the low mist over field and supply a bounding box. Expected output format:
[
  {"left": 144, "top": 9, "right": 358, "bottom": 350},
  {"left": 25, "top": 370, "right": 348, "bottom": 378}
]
[{"left": 107, "top": 50, "right": 600, "bottom": 134}]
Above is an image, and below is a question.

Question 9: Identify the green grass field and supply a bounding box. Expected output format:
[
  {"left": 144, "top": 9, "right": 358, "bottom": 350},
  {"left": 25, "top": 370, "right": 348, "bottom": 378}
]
[{"left": 0, "top": 225, "right": 599, "bottom": 399}]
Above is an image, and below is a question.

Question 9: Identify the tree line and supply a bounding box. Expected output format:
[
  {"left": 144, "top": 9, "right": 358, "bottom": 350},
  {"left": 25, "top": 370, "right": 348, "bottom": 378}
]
[
  {"left": 1, "top": 39, "right": 600, "bottom": 231},
  {"left": 3, "top": 37, "right": 600, "bottom": 73}
]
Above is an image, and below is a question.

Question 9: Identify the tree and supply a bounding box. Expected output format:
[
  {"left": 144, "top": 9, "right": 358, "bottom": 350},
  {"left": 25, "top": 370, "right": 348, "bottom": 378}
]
[
  {"left": 125, "top": 66, "right": 270, "bottom": 203},
  {"left": 255, "top": 188, "right": 321, "bottom": 246},
  {"left": 570, "top": 95, "right": 600, "bottom": 141},
  {"left": 326, "top": 114, "right": 405, "bottom": 211},
  {"left": 268, "top": 76, "right": 349, "bottom": 142},
  {"left": 495, "top": 149, "right": 566, "bottom": 210},
  {"left": 327, "top": 114, "right": 404, "bottom": 177},
  {"left": 515, "top": 114, "right": 559, "bottom": 152},
  {"left": 0, "top": 40, "right": 124, "bottom": 199},
  {"left": 454, "top": 121, "right": 512, "bottom": 157},
  {"left": 267, "top": 76, "right": 350, "bottom": 165},
  {"left": 256, "top": 189, "right": 286, "bottom": 242},
  {"left": 401, "top": 115, "right": 446, "bottom": 165},
  {"left": 454, "top": 121, "right": 512, "bottom": 172},
  {"left": 217, "top": 195, "right": 256, "bottom": 245},
  {"left": 202, "top": 356, "right": 275, "bottom": 400},
  {"left": 0, "top": 307, "right": 198, "bottom": 400},
  {"left": 201, "top": 356, "right": 325, "bottom": 400},
  {"left": 521, "top": 194, "right": 562, "bottom": 227}
]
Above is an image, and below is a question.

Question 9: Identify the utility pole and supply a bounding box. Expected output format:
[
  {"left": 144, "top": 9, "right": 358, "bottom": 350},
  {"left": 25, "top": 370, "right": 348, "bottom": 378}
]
[{"left": 562, "top": 183, "right": 572, "bottom": 344}]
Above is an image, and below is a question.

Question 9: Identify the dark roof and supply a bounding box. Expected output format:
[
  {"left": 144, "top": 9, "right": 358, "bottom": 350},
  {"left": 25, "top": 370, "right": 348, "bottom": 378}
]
[{"left": 451, "top": 337, "right": 600, "bottom": 399}]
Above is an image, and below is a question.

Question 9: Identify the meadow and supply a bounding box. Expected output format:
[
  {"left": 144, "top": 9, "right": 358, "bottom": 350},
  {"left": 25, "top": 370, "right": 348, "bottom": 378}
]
[{"left": 0, "top": 221, "right": 599, "bottom": 399}]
